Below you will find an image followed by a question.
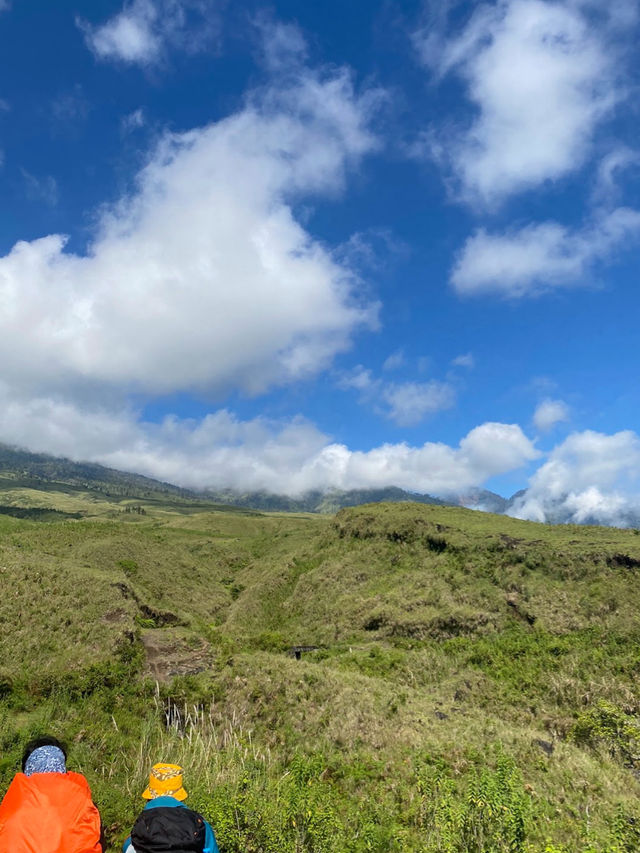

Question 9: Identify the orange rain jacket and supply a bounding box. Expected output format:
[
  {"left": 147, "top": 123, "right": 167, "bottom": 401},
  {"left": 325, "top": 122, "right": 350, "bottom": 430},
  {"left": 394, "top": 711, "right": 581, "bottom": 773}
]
[{"left": 0, "top": 771, "right": 102, "bottom": 853}]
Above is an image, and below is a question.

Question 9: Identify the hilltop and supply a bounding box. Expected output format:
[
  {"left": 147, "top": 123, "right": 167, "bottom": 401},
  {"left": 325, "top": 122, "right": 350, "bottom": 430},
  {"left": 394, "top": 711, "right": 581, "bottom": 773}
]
[{"left": 0, "top": 492, "right": 639, "bottom": 851}]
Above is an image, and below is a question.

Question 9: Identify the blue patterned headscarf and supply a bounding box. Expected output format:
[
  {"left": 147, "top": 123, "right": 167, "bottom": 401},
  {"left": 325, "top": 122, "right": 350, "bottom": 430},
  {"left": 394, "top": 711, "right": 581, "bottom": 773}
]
[{"left": 24, "top": 745, "right": 66, "bottom": 776}]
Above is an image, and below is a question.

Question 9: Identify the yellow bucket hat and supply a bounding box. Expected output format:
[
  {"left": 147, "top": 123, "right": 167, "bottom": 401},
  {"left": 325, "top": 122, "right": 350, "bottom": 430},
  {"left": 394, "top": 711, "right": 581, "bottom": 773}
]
[{"left": 142, "top": 763, "right": 188, "bottom": 801}]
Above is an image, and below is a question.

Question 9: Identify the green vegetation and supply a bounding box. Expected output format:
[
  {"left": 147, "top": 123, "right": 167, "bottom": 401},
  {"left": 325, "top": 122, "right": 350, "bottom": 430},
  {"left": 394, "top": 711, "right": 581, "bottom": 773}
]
[{"left": 0, "top": 488, "right": 639, "bottom": 851}]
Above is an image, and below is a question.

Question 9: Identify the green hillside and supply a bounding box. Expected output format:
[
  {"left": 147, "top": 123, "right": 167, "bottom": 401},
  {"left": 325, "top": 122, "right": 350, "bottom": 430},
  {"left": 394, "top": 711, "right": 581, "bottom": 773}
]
[
  {"left": 0, "top": 443, "right": 196, "bottom": 499},
  {"left": 0, "top": 497, "right": 639, "bottom": 852}
]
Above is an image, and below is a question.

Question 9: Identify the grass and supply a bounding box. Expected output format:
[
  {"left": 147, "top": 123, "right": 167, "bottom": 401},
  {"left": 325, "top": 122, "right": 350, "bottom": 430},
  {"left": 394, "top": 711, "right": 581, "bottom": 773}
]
[{"left": 0, "top": 498, "right": 639, "bottom": 850}]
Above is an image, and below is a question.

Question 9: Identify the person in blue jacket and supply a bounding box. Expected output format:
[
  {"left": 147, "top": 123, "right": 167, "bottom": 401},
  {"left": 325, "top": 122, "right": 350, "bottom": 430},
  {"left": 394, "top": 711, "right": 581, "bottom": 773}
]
[{"left": 123, "top": 763, "right": 218, "bottom": 853}]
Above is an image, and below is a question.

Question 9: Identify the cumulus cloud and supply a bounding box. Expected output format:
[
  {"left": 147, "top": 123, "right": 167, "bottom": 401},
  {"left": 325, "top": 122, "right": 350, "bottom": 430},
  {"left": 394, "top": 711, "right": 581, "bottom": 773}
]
[
  {"left": 338, "top": 366, "right": 375, "bottom": 393},
  {"left": 451, "top": 207, "right": 640, "bottom": 296},
  {"left": 509, "top": 429, "right": 640, "bottom": 525},
  {"left": 0, "top": 386, "right": 538, "bottom": 495},
  {"left": 382, "top": 381, "right": 455, "bottom": 426},
  {"left": 80, "top": 0, "right": 220, "bottom": 66},
  {"left": 417, "top": 0, "right": 625, "bottom": 204},
  {"left": 533, "top": 398, "right": 569, "bottom": 432},
  {"left": 0, "top": 61, "right": 380, "bottom": 399},
  {"left": 338, "top": 366, "right": 455, "bottom": 426}
]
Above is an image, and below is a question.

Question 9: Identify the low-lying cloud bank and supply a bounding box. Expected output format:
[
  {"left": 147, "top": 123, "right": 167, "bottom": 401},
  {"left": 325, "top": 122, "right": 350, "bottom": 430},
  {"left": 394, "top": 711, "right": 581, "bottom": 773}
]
[
  {"left": 2, "top": 386, "right": 639, "bottom": 527},
  {"left": 0, "top": 386, "right": 538, "bottom": 496},
  {"left": 508, "top": 430, "right": 640, "bottom": 526}
]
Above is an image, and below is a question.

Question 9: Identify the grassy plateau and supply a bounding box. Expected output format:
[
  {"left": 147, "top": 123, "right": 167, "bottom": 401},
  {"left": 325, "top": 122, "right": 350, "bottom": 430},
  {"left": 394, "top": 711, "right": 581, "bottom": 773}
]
[{"left": 0, "top": 477, "right": 639, "bottom": 852}]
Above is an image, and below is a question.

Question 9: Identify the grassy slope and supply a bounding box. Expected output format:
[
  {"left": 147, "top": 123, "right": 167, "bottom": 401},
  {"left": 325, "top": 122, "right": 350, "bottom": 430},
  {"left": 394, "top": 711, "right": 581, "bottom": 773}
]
[{"left": 0, "top": 495, "right": 639, "bottom": 851}]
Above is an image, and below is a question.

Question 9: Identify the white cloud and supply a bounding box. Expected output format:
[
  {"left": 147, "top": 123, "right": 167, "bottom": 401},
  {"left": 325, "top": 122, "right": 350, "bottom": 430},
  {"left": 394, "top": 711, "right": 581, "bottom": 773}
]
[
  {"left": 451, "top": 352, "right": 474, "bottom": 369},
  {"left": 533, "top": 398, "right": 569, "bottom": 432},
  {"left": 256, "top": 18, "right": 308, "bottom": 72},
  {"left": 5, "top": 382, "right": 640, "bottom": 527},
  {"left": 80, "top": 0, "right": 220, "bottom": 66},
  {"left": 382, "top": 350, "right": 405, "bottom": 371},
  {"left": 417, "top": 0, "right": 623, "bottom": 204},
  {"left": 0, "top": 387, "right": 538, "bottom": 496},
  {"left": 121, "top": 108, "right": 146, "bottom": 134},
  {"left": 338, "top": 366, "right": 455, "bottom": 426},
  {"left": 338, "top": 366, "right": 375, "bottom": 392},
  {"left": 0, "top": 63, "right": 379, "bottom": 399},
  {"left": 6, "top": 381, "right": 640, "bottom": 525},
  {"left": 509, "top": 429, "right": 640, "bottom": 525},
  {"left": 451, "top": 207, "right": 640, "bottom": 296},
  {"left": 382, "top": 381, "right": 455, "bottom": 427},
  {"left": 84, "top": 1, "right": 160, "bottom": 64},
  {"left": 593, "top": 147, "right": 640, "bottom": 204}
]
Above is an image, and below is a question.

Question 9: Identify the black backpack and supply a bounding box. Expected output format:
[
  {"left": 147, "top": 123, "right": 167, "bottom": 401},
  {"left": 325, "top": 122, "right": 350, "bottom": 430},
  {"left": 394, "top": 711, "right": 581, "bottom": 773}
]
[{"left": 130, "top": 805, "right": 207, "bottom": 853}]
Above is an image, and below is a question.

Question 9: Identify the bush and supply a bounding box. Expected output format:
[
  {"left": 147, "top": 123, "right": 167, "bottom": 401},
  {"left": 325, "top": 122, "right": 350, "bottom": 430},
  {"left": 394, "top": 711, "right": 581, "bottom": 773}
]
[{"left": 572, "top": 700, "right": 640, "bottom": 768}]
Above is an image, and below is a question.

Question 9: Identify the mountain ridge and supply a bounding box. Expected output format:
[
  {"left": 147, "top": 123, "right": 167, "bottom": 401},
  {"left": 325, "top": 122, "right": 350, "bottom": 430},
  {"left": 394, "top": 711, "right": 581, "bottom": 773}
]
[
  {"left": 0, "top": 442, "right": 508, "bottom": 515},
  {"left": 1, "top": 441, "right": 637, "bottom": 528}
]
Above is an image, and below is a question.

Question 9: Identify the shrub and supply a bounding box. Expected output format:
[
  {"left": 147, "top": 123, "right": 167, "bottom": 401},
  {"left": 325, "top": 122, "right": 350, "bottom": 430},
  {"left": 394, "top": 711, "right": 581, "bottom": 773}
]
[{"left": 572, "top": 700, "right": 640, "bottom": 769}]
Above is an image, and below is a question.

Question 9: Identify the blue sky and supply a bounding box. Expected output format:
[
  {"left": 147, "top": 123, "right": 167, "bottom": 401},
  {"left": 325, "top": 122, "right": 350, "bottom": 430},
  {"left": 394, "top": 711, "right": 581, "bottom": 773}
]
[{"left": 1, "top": 0, "right": 639, "bottom": 524}]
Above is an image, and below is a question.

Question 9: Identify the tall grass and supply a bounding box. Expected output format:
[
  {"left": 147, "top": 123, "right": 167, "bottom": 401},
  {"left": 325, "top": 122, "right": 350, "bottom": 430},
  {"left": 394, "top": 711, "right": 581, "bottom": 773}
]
[{"left": 1, "top": 501, "right": 640, "bottom": 850}]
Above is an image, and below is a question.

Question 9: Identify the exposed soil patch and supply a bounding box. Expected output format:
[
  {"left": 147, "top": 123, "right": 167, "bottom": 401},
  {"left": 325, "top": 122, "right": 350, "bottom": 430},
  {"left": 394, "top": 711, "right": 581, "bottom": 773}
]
[
  {"left": 390, "top": 613, "right": 491, "bottom": 640},
  {"left": 101, "top": 608, "right": 129, "bottom": 624},
  {"left": 364, "top": 615, "right": 387, "bottom": 631},
  {"left": 139, "top": 604, "right": 181, "bottom": 627},
  {"left": 111, "top": 582, "right": 183, "bottom": 627},
  {"left": 141, "top": 629, "right": 214, "bottom": 682},
  {"left": 500, "top": 534, "right": 524, "bottom": 549},
  {"left": 533, "top": 738, "right": 554, "bottom": 756},
  {"left": 607, "top": 553, "right": 640, "bottom": 571}
]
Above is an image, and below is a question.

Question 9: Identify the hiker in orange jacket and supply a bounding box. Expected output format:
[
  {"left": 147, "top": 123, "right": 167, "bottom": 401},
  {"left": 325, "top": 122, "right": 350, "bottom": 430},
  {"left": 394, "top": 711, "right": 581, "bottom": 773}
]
[{"left": 0, "top": 735, "right": 103, "bottom": 853}]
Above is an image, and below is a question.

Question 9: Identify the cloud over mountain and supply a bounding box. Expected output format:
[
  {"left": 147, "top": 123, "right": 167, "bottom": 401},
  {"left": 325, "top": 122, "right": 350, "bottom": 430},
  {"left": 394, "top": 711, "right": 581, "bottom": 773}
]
[
  {"left": 0, "top": 386, "right": 539, "bottom": 496},
  {"left": 509, "top": 430, "right": 640, "bottom": 525}
]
